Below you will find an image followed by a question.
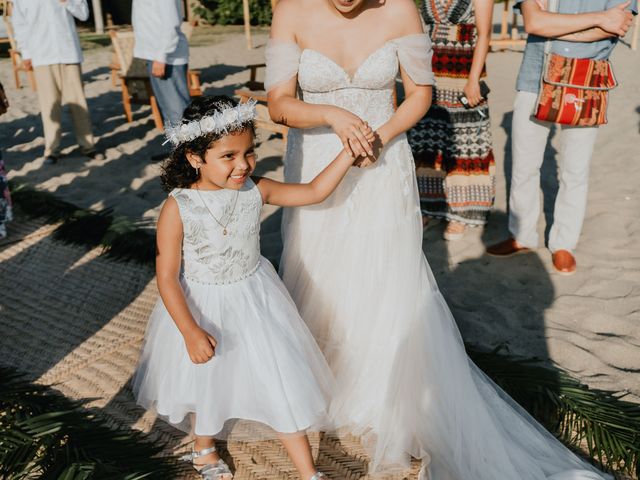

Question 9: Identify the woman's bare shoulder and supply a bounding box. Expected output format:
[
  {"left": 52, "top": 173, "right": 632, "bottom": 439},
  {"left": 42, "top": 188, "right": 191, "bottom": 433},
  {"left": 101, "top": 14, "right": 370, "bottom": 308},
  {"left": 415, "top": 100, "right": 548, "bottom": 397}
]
[
  {"left": 271, "top": 0, "right": 317, "bottom": 40},
  {"left": 381, "top": 0, "right": 424, "bottom": 36}
]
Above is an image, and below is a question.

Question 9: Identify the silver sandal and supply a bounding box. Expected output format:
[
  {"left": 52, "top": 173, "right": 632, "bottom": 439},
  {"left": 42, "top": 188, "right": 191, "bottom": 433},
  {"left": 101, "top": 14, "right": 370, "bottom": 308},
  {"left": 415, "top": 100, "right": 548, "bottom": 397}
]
[
  {"left": 180, "top": 445, "right": 233, "bottom": 480},
  {"left": 310, "top": 473, "right": 328, "bottom": 480}
]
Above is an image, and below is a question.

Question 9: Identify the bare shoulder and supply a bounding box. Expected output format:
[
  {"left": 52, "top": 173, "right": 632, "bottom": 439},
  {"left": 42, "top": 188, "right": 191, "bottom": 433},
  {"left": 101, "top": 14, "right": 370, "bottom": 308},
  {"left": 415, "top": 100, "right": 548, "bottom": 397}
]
[
  {"left": 271, "top": 0, "right": 312, "bottom": 40},
  {"left": 383, "top": 0, "right": 424, "bottom": 36},
  {"left": 158, "top": 196, "right": 182, "bottom": 232}
]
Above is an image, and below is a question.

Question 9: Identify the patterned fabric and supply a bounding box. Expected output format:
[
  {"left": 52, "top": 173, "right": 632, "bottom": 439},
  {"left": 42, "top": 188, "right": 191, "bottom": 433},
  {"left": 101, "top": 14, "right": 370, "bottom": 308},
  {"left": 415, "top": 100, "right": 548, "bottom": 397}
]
[
  {"left": 0, "top": 157, "right": 12, "bottom": 239},
  {"left": 170, "top": 179, "right": 262, "bottom": 285},
  {"left": 534, "top": 54, "right": 616, "bottom": 126},
  {"left": 407, "top": 0, "right": 495, "bottom": 226}
]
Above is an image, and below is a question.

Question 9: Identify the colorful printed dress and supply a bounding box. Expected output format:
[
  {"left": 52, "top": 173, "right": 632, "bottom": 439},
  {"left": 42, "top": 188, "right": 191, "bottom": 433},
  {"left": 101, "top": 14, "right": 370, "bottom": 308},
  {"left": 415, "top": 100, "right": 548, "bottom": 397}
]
[
  {"left": 0, "top": 157, "right": 12, "bottom": 239},
  {"left": 407, "top": 0, "right": 495, "bottom": 226}
]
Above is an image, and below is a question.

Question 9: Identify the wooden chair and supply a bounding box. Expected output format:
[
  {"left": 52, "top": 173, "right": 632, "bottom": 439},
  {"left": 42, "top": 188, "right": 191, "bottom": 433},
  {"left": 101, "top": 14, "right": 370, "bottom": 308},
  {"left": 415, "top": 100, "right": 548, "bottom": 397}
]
[
  {"left": 2, "top": 0, "right": 36, "bottom": 90},
  {"left": 109, "top": 28, "right": 202, "bottom": 131},
  {"left": 490, "top": 0, "right": 526, "bottom": 50},
  {"left": 234, "top": 64, "right": 289, "bottom": 148}
]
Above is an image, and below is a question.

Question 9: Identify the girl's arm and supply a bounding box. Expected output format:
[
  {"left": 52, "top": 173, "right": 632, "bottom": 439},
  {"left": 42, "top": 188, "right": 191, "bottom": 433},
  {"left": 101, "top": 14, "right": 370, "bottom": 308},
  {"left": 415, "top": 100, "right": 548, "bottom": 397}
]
[
  {"left": 254, "top": 149, "right": 354, "bottom": 207},
  {"left": 266, "top": 0, "right": 375, "bottom": 158},
  {"left": 463, "top": 0, "right": 494, "bottom": 107},
  {"left": 156, "top": 198, "right": 217, "bottom": 364}
]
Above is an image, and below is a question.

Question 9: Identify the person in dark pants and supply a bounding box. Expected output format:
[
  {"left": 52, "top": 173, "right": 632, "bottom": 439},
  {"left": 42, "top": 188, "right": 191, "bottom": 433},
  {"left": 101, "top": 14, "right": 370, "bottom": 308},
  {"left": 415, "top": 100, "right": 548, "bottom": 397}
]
[{"left": 132, "top": 0, "right": 190, "bottom": 128}]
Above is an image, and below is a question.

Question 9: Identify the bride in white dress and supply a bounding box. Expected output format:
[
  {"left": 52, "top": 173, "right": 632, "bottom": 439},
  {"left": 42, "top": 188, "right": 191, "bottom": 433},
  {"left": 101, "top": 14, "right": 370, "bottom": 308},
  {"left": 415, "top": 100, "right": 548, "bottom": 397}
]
[{"left": 266, "top": 0, "right": 609, "bottom": 478}]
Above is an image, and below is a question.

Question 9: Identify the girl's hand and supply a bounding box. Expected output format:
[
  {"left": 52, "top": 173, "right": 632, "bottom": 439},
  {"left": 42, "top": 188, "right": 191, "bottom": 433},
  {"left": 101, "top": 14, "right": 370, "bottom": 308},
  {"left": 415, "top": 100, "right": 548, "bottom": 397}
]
[
  {"left": 325, "top": 107, "right": 375, "bottom": 159},
  {"left": 463, "top": 80, "right": 483, "bottom": 108},
  {"left": 354, "top": 131, "right": 384, "bottom": 168},
  {"left": 183, "top": 326, "right": 218, "bottom": 364}
]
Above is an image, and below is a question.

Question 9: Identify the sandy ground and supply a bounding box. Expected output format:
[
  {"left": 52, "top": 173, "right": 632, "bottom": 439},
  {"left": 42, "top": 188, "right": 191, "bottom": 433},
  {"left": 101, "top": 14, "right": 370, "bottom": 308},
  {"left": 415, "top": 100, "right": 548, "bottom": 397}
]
[{"left": 1, "top": 18, "right": 639, "bottom": 415}]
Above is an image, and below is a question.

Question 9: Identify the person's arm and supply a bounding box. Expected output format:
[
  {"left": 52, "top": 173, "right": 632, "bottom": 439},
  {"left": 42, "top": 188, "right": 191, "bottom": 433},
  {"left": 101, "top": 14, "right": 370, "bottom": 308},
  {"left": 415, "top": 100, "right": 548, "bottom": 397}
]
[
  {"left": 254, "top": 149, "right": 354, "bottom": 207},
  {"left": 463, "top": 0, "right": 493, "bottom": 107},
  {"left": 520, "top": 0, "right": 633, "bottom": 37},
  {"left": 11, "top": 1, "right": 32, "bottom": 65},
  {"left": 366, "top": 0, "right": 432, "bottom": 165},
  {"left": 61, "top": 0, "right": 89, "bottom": 22},
  {"left": 266, "top": 0, "right": 374, "bottom": 158},
  {"left": 156, "top": 197, "right": 217, "bottom": 364},
  {"left": 147, "top": 2, "right": 185, "bottom": 77}
]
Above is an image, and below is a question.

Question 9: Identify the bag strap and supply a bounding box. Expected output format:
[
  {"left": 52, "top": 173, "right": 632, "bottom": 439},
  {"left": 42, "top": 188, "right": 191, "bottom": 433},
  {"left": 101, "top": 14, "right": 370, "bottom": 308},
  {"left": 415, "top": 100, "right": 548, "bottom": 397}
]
[{"left": 544, "top": 0, "right": 559, "bottom": 56}]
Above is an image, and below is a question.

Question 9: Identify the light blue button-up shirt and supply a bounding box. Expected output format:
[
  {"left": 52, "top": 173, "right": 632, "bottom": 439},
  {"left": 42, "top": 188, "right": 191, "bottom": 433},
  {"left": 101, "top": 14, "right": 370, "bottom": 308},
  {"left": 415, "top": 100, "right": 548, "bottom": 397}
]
[
  {"left": 132, "top": 0, "right": 189, "bottom": 65},
  {"left": 514, "top": 0, "right": 638, "bottom": 93},
  {"left": 11, "top": 0, "right": 88, "bottom": 67}
]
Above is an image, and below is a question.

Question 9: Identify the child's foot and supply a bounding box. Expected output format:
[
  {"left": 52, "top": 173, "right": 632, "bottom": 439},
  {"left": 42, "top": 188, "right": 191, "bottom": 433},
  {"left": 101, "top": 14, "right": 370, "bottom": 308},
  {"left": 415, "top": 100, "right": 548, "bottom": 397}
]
[{"left": 181, "top": 445, "right": 233, "bottom": 479}]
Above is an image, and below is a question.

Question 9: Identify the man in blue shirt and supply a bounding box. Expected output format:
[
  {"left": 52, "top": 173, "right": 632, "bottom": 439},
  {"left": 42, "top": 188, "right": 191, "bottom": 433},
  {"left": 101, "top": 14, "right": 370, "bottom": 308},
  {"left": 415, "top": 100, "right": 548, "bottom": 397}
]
[{"left": 487, "top": 0, "right": 636, "bottom": 274}]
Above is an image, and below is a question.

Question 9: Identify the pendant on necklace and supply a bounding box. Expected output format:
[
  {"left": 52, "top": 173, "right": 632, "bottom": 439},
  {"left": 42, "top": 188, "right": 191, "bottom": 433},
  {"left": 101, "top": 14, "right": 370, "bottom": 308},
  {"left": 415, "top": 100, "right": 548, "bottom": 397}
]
[{"left": 223, "top": 228, "right": 228, "bottom": 235}]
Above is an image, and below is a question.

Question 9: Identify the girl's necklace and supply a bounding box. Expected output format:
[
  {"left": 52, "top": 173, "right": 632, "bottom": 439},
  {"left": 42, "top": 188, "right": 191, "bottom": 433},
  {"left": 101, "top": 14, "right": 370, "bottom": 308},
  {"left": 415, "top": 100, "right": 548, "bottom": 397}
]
[{"left": 194, "top": 186, "right": 240, "bottom": 236}]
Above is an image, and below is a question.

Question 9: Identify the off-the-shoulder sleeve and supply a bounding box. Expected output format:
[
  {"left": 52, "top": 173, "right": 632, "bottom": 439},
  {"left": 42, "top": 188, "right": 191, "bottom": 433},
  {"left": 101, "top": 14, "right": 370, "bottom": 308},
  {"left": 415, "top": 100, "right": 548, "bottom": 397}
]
[
  {"left": 264, "top": 39, "right": 302, "bottom": 92},
  {"left": 392, "top": 33, "right": 435, "bottom": 86}
]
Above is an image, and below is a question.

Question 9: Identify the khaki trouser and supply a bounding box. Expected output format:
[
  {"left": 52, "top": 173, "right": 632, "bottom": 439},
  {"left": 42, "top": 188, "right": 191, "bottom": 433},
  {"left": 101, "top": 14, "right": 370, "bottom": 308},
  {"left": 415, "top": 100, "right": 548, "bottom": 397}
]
[
  {"left": 33, "top": 63, "right": 95, "bottom": 157},
  {"left": 508, "top": 91, "right": 599, "bottom": 252}
]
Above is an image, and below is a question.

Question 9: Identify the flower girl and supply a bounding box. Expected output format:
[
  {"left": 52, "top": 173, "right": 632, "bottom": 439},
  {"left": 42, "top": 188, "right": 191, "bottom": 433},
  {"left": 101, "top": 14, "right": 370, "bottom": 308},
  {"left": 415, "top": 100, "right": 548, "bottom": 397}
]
[{"left": 133, "top": 95, "right": 358, "bottom": 479}]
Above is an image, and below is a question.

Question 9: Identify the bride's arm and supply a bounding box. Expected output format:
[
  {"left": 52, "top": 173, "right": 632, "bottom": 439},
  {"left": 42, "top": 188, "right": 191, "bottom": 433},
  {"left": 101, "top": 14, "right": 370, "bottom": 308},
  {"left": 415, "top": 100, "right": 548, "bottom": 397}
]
[
  {"left": 361, "top": 0, "right": 433, "bottom": 166},
  {"left": 266, "top": 0, "right": 374, "bottom": 158},
  {"left": 377, "top": 69, "right": 432, "bottom": 147}
]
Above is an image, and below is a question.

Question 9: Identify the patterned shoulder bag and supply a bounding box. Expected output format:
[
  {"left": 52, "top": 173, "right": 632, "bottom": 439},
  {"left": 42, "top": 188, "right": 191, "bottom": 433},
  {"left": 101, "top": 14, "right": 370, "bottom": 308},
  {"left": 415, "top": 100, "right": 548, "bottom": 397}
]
[{"left": 533, "top": 0, "right": 618, "bottom": 126}]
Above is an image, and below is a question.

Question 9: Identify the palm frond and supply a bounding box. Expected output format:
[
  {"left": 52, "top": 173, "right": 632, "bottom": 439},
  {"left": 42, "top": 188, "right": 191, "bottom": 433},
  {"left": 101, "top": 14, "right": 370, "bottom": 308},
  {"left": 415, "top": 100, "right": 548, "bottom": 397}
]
[
  {"left": 0, "top": 367, "right": 188, "bottom": 479},
  {"left": 8, "top": 182, "right": 77, "bottom": 222},
  {"left": 469, "top": 345, "right": 640, "bottom": 477}
]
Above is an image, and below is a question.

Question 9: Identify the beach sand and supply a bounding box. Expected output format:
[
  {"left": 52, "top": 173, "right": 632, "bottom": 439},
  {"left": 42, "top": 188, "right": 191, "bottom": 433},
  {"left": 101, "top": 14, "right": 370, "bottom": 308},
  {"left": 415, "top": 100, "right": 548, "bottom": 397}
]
[{"left": 1, "top": 21, "right": 639, "bottom": 478}]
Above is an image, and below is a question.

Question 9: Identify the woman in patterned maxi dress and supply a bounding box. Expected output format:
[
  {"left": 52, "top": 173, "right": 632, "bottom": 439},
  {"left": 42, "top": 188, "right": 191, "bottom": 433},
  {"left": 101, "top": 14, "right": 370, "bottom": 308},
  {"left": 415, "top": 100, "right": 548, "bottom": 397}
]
[{"left": 408, "top": 0, "right": 495, "bottom": 240}]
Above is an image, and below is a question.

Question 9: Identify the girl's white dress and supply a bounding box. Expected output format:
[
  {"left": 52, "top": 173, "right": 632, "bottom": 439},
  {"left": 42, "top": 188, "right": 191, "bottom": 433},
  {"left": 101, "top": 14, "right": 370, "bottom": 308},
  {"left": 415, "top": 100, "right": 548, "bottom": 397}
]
[
  {"left": 133, "top": 180, "right": 333, "bottom": 437},
  {"left": 265, "top": 35, "right": 609, "bottom": 479}
]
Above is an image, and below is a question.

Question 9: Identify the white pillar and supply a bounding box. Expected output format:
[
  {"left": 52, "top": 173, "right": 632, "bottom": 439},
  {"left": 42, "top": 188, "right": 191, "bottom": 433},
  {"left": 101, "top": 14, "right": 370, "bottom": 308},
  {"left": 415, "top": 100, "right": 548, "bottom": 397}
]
[{"left": 92, "top": 0, "right": 104, "bottom": 34}]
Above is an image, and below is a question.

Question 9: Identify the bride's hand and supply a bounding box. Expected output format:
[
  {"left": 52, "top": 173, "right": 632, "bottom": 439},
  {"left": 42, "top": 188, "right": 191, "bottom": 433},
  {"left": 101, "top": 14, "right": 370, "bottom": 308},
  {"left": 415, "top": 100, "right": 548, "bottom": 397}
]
[{"left": 326, "top": 107, "right": 375, "bottom": 159}]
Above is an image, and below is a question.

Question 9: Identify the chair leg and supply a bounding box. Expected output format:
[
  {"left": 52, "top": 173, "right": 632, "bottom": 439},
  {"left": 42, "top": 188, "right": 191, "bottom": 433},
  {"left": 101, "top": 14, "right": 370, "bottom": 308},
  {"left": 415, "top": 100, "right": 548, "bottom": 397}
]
[
  {"left": 28, "top": 70, "right": 37, "bottom": 91},
  {"left": 121, "top": 82, "right": 134, "bottom": 123},
  {"left": 150, "top": 95, "right": 164, "bottom": 130},
  {"left": 11, "top": 55, "right": 21, "bottom": 89}
]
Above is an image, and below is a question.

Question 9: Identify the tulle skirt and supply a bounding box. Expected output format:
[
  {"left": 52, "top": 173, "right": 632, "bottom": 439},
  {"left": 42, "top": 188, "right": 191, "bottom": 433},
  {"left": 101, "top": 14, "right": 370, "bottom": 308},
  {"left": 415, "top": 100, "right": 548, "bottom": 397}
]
[
  {"left": 133, "top": 258, "right": 334, "bottom": 438},
  {"left": 280, "top": 127, "right": 609, "bottom": 479}
]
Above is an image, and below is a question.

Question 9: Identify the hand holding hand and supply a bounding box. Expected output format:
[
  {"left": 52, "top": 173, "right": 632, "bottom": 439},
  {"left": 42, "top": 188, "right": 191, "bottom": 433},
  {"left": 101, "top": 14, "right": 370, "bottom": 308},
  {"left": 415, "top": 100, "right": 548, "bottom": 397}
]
[
  {"left": 462, "top": 80, "right": 483, "bottom": 108},
  {"left": 151, "top": 61, "right": 167, "bottom": 78},
  {"left": 600, "top": 1, "right": 633, "bottom": 36},
  {"left": 354, "top": 131, "right": 384, "bottom": 168},
  {"left": 326, "top": 107, "right": 375, "bottom": 159},
  {"left": 22, "top": 59, "right": 33, "bottom": 71},
  {"left": 184, "top": 326, "right": 217, "bottom": 364}
]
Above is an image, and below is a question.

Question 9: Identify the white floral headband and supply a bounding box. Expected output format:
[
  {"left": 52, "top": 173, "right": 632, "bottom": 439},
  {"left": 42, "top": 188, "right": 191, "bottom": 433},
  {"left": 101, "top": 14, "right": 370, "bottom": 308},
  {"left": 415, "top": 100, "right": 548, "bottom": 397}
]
[{"left": 163, "top": 99, "right": 258, "bottom": 146}]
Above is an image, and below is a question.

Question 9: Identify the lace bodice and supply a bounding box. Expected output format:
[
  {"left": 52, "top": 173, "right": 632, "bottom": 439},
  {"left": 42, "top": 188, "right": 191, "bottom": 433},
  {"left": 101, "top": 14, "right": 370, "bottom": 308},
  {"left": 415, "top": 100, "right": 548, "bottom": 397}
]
[
  {"left": 265, "top": 35, "right": 435, "bottom": 128},
  {"left": 170, "top": 179, "right": 262, "bottom": 285}
]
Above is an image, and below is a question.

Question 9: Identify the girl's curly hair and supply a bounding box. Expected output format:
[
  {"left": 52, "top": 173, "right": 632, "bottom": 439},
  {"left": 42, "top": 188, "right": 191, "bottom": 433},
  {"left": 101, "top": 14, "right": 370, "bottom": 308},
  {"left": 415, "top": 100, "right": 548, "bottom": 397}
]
[{"left": 160, "top": 95, "right": 256, "bottom": 192}]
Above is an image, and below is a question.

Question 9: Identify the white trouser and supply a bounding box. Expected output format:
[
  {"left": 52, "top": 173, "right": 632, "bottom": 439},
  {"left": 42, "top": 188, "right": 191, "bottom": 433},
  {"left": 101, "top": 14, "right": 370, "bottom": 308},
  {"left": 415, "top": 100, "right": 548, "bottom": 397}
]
[{"left": 508, "top": 91, "right": 599, "bottom": 252}]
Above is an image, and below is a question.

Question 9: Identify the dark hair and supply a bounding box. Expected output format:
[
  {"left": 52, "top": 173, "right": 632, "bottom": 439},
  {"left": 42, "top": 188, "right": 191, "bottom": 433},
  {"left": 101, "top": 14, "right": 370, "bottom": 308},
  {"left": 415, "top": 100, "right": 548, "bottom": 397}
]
[{"left": 160, "top": 95, "right": 256, "bottom": 192}]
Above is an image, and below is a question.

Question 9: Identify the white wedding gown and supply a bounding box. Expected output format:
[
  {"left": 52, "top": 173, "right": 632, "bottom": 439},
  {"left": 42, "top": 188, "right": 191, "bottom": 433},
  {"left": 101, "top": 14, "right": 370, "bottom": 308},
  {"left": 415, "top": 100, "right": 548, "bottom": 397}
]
[{"left": 265, "top": 34, "right": 608, "bottom": 479}]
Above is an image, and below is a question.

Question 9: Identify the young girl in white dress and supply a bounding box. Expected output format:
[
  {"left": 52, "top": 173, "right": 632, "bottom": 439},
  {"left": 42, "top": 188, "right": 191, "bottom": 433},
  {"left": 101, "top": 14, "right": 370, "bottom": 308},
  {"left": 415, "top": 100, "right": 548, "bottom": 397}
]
[{"left": 133, "top": 95, "right": 359, "bottom": 480}]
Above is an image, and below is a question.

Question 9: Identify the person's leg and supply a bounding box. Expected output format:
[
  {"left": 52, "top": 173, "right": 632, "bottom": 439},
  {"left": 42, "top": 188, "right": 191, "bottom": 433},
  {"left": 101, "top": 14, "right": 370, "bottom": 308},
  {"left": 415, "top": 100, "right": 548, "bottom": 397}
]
[
  {"left": 193, "top": 435, "right": 223, "bottom": 464},
  {"left": 547, "top": 125, "right": 599, "bottom": 253},
  {"left": 147, "top": 62, "right": 190, "bottom": 126},
  {"left": 33, "top": 64, "right": 63, "bottom": 158},
  {"left": 61, "top": 63, "right": 96, "bottom": 154},
  {"left": 508, "top": 90, "right": 552, "bottom": 248},
  {"left": 278, "top": 432, "right": 320, "bottom": 480}
]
